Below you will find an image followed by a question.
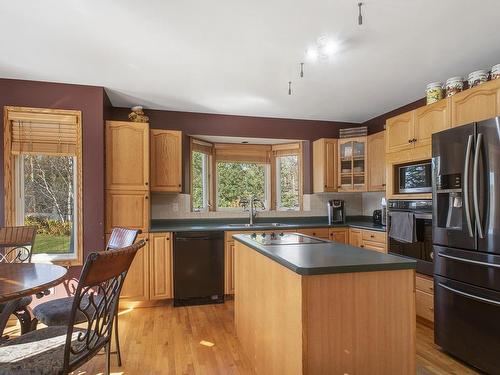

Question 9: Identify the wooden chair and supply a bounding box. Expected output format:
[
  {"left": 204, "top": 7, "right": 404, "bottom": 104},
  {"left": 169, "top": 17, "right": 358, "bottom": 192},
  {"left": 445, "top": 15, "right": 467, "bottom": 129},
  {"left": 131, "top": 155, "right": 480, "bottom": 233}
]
[
  {"left": 0, "top": 226, "right": 37, "bottom": 337},
  {"left": 0, "top": 240, "right": 146, "bottom": 375},
  {"left": 32, "top": 227, "right": 141, "bottom": 366}
]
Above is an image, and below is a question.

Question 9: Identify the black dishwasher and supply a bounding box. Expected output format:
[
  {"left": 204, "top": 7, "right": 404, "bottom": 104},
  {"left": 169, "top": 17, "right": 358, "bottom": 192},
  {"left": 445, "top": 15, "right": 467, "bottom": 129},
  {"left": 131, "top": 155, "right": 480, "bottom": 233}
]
[{"left": 173, "top": 231, "right": 224, "bottom": 307}]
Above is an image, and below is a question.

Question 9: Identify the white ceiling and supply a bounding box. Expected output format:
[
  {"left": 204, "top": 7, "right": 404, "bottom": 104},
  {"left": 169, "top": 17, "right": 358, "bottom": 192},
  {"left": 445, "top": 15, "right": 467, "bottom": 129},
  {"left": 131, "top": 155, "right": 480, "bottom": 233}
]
[{"left": 1, "top": 0, "right": 499, "bottom": 123}]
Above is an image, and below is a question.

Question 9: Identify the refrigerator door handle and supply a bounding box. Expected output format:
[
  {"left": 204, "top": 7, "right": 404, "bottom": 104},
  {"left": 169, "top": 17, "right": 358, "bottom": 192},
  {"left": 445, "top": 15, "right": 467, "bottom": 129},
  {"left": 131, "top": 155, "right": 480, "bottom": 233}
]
[
  {"left": 438, "top": 252, "right": 500, "bottom": 269},
  {"left": 463, "top": 134, "right": 474, "bottom": 237},
  {"left": 438, "top": 282, "right": 500, "bottom": 307},
  {"left": 473, "top": 133, "right": 484, "bottom": 239}
]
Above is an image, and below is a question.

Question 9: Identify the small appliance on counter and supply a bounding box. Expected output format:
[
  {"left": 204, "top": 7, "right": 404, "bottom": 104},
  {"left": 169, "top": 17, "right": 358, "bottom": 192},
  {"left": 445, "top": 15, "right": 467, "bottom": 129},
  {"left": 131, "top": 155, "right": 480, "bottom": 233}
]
[
  {"left": 372, "top": 209, "right": 382, "bottom": 224},
  {"left": 327, "top": 200, "right": 345, "bottom": 224}
]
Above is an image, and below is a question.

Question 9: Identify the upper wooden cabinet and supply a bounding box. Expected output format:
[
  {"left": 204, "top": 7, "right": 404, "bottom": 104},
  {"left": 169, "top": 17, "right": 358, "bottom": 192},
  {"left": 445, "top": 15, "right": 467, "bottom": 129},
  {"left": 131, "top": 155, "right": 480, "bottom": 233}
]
[
  {"left": 150, "top": 130, "right": 182, "bottom": 192},
  {"left": 367, "top": 131, "right": 386, "bottom": 191},
  {"left": 386, "top": 112, "right": 414, "bottom": 153},
  {"left": 106, "top": 121, "right": 149, "bottom": 190},
  {"left": 338, "top": 137, "right": 367, "bottom": 192},
  {"left": 313, "top": 138, "right": 337, "bottom": 193},
  {"left": 414, "top": 99, "right": 451, "bottom": 147},
  {"left": 451, "top": 79, "right": 500, "bottom": 127},
  {"left": 149, "top": 232, "right": 173, "bottom": 300}
]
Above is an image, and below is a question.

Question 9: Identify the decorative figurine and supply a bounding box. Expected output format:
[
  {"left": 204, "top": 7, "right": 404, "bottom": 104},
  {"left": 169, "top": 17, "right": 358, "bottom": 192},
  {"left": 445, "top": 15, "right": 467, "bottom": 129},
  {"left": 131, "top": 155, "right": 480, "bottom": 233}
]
[{"left": 128, "top": 106, "right": 149, "bottom": 122}]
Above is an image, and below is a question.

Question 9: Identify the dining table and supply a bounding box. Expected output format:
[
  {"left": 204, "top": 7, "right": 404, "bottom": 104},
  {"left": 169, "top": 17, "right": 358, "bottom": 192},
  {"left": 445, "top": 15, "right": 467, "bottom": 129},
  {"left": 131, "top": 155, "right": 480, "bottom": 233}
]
[
  {"left": 0, "top": 263, "right": 67, "bottom": 337},
  {"left": 0, "top": 263, "right": 68, "bottom": 304}
]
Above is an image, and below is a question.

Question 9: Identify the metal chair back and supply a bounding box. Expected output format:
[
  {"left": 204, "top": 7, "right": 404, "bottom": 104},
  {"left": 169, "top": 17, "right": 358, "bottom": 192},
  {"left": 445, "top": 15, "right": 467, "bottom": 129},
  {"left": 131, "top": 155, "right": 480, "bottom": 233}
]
[
  {"left": 0, "top": 226, "right": 37, "bottom": 263},
  {"left": 62, "top": 240, "right": 145, "bottom": 373}
]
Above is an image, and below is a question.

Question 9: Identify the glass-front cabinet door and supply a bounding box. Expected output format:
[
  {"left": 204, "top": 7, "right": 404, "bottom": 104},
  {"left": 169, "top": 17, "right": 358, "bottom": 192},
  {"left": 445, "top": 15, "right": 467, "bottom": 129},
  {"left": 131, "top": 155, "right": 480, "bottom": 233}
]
[{"left": 338, "top": 137, "right": 367, "bottom": 192}]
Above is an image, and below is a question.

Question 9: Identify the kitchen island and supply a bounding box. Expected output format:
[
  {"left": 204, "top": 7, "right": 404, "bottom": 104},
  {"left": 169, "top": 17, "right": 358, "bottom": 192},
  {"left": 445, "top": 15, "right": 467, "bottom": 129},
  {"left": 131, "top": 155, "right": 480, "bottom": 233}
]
[{"left": 233, "top": 233, "right": 416, "bottom": 375}]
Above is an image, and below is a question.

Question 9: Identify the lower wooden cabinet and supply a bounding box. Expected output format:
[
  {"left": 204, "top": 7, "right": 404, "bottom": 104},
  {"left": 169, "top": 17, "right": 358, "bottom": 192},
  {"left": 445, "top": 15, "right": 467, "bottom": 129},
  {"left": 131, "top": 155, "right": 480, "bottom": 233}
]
[
  {"left": 349, "top": 228, "right": 387, "bottom": 253},
  {"left": 225, "top": 241, "right": 235, "bottom": 295},
  {"left": 297, "top": 227, "right": 330, "bottom": 240},
  {"left": 416, "top": 274, "right": 434, "bottom": 323},
  {"left": 328, "top": 228, "right": 349, "bottom": 243},
  {"left": 119, "top": 232, "right": 173, "bottom": 307},
  {"left": 105, "top": 189, "right": 150, "bottom": 233}
]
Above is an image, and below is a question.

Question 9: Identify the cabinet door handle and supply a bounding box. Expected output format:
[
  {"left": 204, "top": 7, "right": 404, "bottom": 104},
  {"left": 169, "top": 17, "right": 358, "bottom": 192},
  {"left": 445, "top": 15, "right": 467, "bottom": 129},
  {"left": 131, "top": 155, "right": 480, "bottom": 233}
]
[
  {"left": 370, "top": 235, "right": 374, "bottom": 238},
  {"left": 145, "top": 182, "right": 149, "bottom": 186},
  {"left": 408, "top": 139, "right": 412, "bottom": 143},
  {"left": 145, "top": 195, "right": 149, "bottom": 200}
]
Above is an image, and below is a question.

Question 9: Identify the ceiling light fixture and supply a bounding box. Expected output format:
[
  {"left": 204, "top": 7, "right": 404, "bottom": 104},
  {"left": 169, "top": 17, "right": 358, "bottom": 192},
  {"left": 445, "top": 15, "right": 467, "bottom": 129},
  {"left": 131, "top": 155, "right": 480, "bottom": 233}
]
[
  {"left": 305, "top": 36, "right": 340, "bottom": 62},
  {"left": 288, "top": 81, "right": 292, "bottom": 95},
  {"left": 358, "top": 2, "right": 363, "bottom": 25},
  {"left": 300, "top": 63, "right": 304, "bottom": 78}
]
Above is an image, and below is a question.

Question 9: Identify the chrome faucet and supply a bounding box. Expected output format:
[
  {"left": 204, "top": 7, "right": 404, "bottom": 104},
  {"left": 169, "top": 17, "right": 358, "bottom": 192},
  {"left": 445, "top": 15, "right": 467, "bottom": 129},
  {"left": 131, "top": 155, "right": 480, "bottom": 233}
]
[{"left": 240, "top": 196, "right": 264, "bottom": 225}]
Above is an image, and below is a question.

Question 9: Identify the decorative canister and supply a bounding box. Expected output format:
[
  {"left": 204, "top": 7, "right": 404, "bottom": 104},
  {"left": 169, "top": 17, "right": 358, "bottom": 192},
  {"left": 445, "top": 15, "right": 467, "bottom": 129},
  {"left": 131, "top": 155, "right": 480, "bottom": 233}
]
[
  {"left": 492, "top": 64, "right": 500, "bottom": 80},
  {"left": 467, "top": 70, "right": 489, "bottom": 88},
  {"left": 426, "top": 82, "right": 444, "bottom": 104},
  {"left": 445, "top": 77, "right": 464, "bottom": 97}
]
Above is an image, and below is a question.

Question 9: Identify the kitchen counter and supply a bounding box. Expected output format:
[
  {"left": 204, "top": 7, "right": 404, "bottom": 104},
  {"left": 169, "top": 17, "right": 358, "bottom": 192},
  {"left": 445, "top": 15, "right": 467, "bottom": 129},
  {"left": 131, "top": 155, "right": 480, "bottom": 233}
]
[
  {"left": 149, "top": 216, "right": 386, "bottom": 233},
  {"left": 232, "top": 234, "right": 414, "bottom": 275}
]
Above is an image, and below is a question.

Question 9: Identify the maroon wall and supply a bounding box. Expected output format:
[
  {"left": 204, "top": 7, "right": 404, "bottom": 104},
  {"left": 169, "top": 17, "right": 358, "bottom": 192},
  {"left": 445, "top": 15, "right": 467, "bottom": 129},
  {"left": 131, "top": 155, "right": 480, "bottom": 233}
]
[
  {"left": 362, "top": 98, "right": 426, "bottom": 133},
  {"left": 0, "top": 78, "right": 106, "bottom": 262},
  {"left": 110, "top": 107, "right": 360, "bottom": 194}
]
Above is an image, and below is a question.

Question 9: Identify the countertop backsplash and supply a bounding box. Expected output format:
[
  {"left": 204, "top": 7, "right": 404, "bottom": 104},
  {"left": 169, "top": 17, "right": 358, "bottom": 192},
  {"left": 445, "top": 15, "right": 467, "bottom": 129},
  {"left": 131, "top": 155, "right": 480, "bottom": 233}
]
[{"left": 151, "top": 192, "right": 384, "bottom": 220}]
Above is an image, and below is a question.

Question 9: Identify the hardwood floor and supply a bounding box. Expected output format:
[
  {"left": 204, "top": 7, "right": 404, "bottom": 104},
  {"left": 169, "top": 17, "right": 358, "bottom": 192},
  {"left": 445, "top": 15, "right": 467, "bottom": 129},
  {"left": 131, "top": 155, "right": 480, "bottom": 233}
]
[{"left": 6, "top": 301, "right": 481, "bottom": 374}]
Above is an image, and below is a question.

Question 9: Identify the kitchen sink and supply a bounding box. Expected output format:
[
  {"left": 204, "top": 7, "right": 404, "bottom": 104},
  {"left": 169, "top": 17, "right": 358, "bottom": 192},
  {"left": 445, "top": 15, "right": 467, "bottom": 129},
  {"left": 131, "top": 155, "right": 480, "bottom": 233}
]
[{"left": 227, "top": 223, "right": 285, "bottom": 228}]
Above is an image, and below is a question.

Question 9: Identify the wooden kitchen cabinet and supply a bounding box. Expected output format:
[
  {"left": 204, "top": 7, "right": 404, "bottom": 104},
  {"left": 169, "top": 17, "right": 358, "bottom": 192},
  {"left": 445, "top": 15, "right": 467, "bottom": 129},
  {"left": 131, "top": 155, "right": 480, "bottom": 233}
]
[
  {"left": 416, "top": 274, "right": 434, "bottom": 323},
  {"left": 386, "top": 112, "right": 414, "bottom": 153},
  {"left": 329, "top": 228, "right": 348, "bottom": 243},
  {"left": 452, "top": 79, "right": 500, "bottom": 127},
  {"left": 414, "top": 99, "right": 451, "bottom": 147},
  {"left": 349, "top": 228, "right": 363, "bottom": 247},
  {"left": 105, "top": 190, "right": 150, "bottom": 233},
  {"left": 297, "top": 227, "right": 330, "bottom": 240},
  {"left": 121, "top": 233, "right": 150, "bottom": 302},
  {"left": 150, "top": 129, "right": 182, "bottom": 192},
  {"left": 106, "top": 121, "right": 149, "bottom": 191},
  {"left": 367, "top": 131, "right": 386, "bottom": 191},
  {"left": 149, "top": 232, "right": 173, "bottom": 300},
  {"left": 313, "top": 138, "right": 338, "bottom": 193},
  {"left": 338, "top": 137, "right": 367, "bottom": 192},
  {"left": 225, "top": 241, "right": 235, "bottom": 295}
]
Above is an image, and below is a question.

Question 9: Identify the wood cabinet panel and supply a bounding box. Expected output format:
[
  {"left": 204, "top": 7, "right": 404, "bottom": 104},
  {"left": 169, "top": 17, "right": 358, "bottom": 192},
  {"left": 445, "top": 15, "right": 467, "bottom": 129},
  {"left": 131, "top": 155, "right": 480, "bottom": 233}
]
[
  {"left": 313, "top": 138, "right": 337, "bottom": 193},
  {"left": 451, "top": 79, "right": 500, "bottom": 127},
  {"left": 149, "top": 232, "right": 173, "bottom": 300},
  {"left": 361, "top": 240, "right": 387, "bottom": 253},
  {"left": 121, "top": 233, "right": 150, "bottom": 302},
  {"left": 349, "top": 228, "right": 363, "bottom": 248},
  {"left": 338, "top": 137, "right": 367, "bottom": 192},
  {"left": 416, "top": 274, "right": 434, "bottom": 295},
  {"left": 106, "top": 121, "right": 149, "bottom": 190},
  {"left": 297, "top": 227, "right": 330, "bottom": 239},
  {"left": 367, "top": 131, "right": 386, "bottom": 191},
  {"left": 386, "top": 112, "right": 414, "bottom": 153},
  {"left": 329, "top": 228, "right": 348, "bottom": 244},
  {"left": 225, "top": 241, "right": 235, "bottom": 295},
  {"left": 361, "top": 230, "right": 386, "bottom": 243},
  {"left": 105, "top": 190, "right": 149, "bottom": 233},
  {"left": 150, "top": 129, "right": 182, "bottom": 192},
  {"left": 414, "top": 99, "right": 451, "bottom": 147},
  {"left": 416, "top": 290, "right": 434, "bottom": 322}
]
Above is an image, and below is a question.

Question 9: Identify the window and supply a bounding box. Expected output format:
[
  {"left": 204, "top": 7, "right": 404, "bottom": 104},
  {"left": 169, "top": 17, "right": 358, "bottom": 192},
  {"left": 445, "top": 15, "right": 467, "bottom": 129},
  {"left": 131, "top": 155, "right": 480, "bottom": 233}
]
[
  {"left": 216, "top": 161, "right": 269, "bottom": 210},
  {"left": 191, "top": 151, "right": 210, "bottom": 211},
  {"left": 16, "top": 155, "right": 78, "bottom": 258},
  {"left": 4, "top": 107, "right": 83, "bottom": 265},
  {"left": 276, "top": 154, "right": 300, "bottom": 210}
]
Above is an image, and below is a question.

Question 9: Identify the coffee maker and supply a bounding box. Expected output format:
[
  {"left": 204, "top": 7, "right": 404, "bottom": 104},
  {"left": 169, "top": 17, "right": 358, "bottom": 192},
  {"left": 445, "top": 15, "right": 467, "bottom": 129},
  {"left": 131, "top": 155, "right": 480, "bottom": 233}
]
[{"left": 327, "top": 200, "right": 345, "bottom": 224}]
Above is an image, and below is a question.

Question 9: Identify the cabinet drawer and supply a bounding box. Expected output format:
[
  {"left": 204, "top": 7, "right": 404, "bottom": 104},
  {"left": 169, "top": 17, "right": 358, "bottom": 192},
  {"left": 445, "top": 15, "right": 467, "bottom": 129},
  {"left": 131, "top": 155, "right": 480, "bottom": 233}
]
[
  {"left": 416, "top": 274, "right": 434, "bottom": 294},
  {"left": 362, "top": 230, "right": 386, "bottom": 243},
  {"left": 416, "top": 290, "right": 434, "bottom": 322},
  {"left": 361, "top": 240, "right": 386, "bottom": 253},
  {"left": 298, "top": 228, "right": 329, "bottom": 239}
]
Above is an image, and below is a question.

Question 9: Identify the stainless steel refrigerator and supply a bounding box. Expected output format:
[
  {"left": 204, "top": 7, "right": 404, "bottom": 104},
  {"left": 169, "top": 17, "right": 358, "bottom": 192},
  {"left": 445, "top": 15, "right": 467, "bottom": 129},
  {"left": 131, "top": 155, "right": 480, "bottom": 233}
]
[{"left": 432, "top": 116, "right": 500, "bottom": 374}]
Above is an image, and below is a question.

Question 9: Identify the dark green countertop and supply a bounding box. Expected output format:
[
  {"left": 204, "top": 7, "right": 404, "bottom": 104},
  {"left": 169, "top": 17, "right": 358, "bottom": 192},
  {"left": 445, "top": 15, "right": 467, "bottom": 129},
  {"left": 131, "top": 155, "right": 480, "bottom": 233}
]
[
  {"left": 232, "top": 234, "right": 415, "bottom": 276},
  {"left": 149, "top": 216, "right": 386, "bottom": 233}
]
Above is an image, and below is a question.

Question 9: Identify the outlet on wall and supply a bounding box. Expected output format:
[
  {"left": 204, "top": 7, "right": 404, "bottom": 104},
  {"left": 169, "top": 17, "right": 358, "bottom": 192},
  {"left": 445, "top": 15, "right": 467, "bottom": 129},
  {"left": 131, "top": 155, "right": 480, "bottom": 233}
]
[{"left": 172, "top": 203, "right": 179, "bottom": 212}]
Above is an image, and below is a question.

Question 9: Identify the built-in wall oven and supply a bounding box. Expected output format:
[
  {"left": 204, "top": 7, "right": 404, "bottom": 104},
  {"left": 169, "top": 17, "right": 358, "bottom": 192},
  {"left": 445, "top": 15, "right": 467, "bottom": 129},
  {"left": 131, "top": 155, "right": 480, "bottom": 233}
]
[{"left": 387, "top": 200, "right": 433, "bottom": 276}]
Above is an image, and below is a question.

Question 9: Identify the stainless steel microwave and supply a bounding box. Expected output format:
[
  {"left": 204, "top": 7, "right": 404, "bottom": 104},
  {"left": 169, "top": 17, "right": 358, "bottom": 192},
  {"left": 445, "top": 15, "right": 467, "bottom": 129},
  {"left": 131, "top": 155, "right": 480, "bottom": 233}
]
[{"left": 397, "top": 161, "right": 432, "bottom": 194}]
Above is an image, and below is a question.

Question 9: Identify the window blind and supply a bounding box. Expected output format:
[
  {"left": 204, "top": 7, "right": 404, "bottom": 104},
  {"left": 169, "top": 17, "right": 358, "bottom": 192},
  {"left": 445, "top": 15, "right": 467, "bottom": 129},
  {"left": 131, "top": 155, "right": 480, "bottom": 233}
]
[
  {"left": 7, "top": 111, "right": 79, "bottom": 155},
  {"left": 272, "top": 142, "right": 302, "bottom": 157},
  {"left": 214, "top": 143, "right": 271, "bottom": 163},
  {"left": 191, "top": 138, "right": 213, "bottom": 155}
]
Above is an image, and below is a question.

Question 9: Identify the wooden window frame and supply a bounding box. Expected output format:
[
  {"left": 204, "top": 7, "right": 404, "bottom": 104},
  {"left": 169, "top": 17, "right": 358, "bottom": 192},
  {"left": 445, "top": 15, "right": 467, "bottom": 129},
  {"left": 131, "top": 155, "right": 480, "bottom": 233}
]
[
  {"left": 3, "top": 106, "right": 83, "bottom": 266},
  {"left": 270, "top": 143, "right": 303, "bottom": 211},
  {"left": 190, "top": 138, "right": 214, "bottom": 212}
]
